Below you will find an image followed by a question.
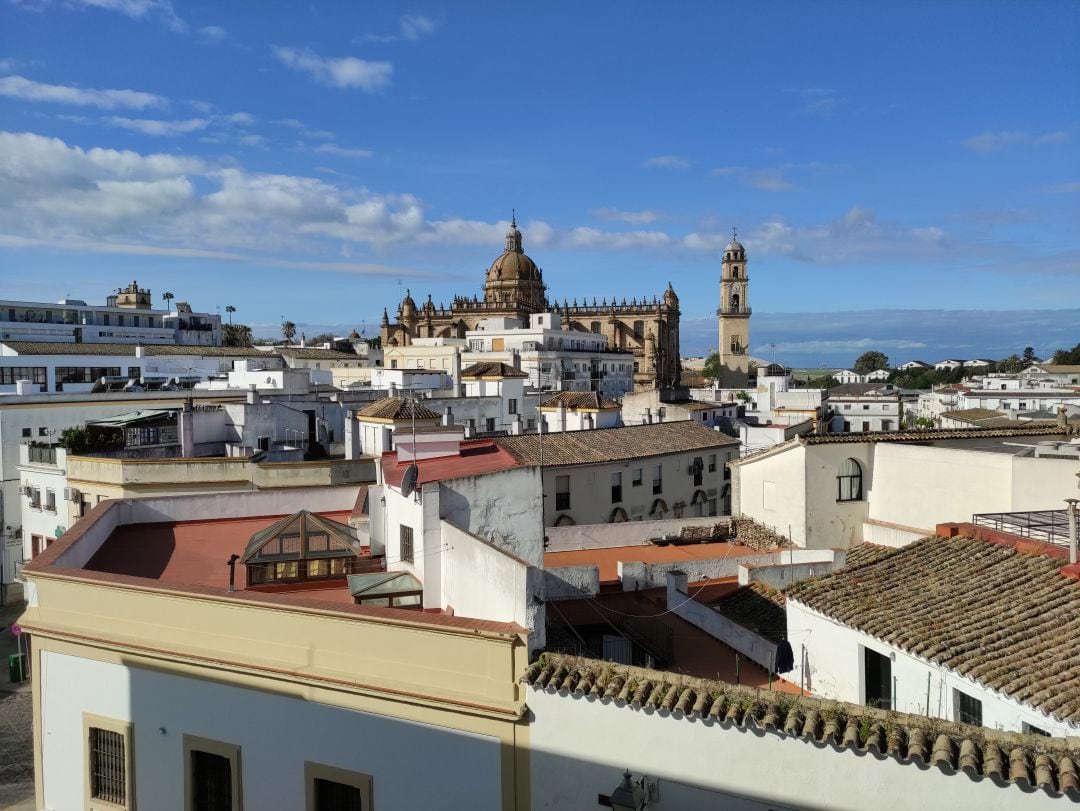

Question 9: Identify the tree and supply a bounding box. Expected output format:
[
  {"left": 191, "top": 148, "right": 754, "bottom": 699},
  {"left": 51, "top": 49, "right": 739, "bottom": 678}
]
[
  {"left": 853, "top": 350, "right": 889, "bottom": 375},
  {"left": 59, "top": 426, "right": 91, "bottom": 454},
  {"left": 281, "top": 320, "right": 297, "bottom": 344},
  {"left": 1022, "top": 346, "right": 1038, "bottom": 367},
  {"left": 997, "top": 354, "right": 1025, "bottom": 373},
  {"left": 162, "top": 291, "right": 174, "bottom": 310},
  {"left": 225, "top": 305, "right": 236, "bottom": 324},
  {"left": 308, "top": 332, "right": 336, "bottom": 346},
  {"left": 1052, "top": 343, "right": 1080, "bottom": 365},
  {"left": 702, "top": 352, "right": 722, "bottom": 382},
  {"left": 223, "top": 323, "right": 253, "bottom": 348}
]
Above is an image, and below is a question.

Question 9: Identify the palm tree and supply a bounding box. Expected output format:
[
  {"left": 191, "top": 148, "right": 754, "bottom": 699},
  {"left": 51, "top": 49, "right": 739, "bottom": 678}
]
[
  {"left": 281, "top": 320, "right": 297, "bottom": 345},
  {"left": 225, "top": 305, "right": 236, "bottom": 325},
  {"left": 162, "top": 291, "right": 174, "bottom": 311}
]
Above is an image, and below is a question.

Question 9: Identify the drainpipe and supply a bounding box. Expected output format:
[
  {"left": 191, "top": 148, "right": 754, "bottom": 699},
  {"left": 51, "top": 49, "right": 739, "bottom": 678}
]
[{"left": 1067, "top": 498, "right": 1079, "bottom": 565}]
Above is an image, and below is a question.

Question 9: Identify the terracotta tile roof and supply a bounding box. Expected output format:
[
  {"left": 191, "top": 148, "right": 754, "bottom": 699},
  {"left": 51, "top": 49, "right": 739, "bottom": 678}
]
[
  {"left": 709, "top": 581, "right": 787, "bottom": 643},
  {"left": 1, "top": 341, "right": 266, "bottom": 357},
  {"left": 498, "top": 421, "right": 738, "bottom": 466},
  {"left": 941, "top": 407, "right": 1007, "bottom": 424},
  {"left": 841, "top": 542, "right": 897, "bottom": 569},
  {"left": 786, "top": 535, "right": 1080, "bottom": 725},
  {"left": 356, "top": 396, "right": 442, "bottom": 420},
  {"left": 279, "top": 347, "right": 361, "bottom": 360},
  {"left": 525, "top": 653, "right": 1080, "bottom": 797},
  {"left": 381, "top": 439, "right": 523, "bottom": 487},
  {"left": 460, "top": 361, "right": 528, "bottom": 378},
  {"left": 539, "top": 391, "right": 620, "bottom": 410}
]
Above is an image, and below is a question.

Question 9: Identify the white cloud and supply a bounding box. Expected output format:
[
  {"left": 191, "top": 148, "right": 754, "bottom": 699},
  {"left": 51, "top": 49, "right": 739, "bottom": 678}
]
[
  {"left": 360, "top": 13, "right": 438, "bottom": 43},
  {"left": 786, "top": 87, "right": 843, "bottom": 115},
  {"left": 710, "top": 165, "right": 798, "bottom": 191},
  {"left": 279, "top": 118, "right": 335, "bottom": 140},
  {"left": 589, "top": 207, "right": 663, "bottom": 225},
  {"left": 197, "top": 25, "right": 227, "bottom": 43},
  {"left": 315, "top": 143, "right": 374, "bottom": 159},
  {"left": 642, "top": 155, "right": 690, "bottom": 169},
  {"left": 963, "top": 130, "right": 1069, "bottom": 153},
  {"left": 107, "top": 116, "right": 209, "bottom": 136},
  {"left": 400, "top": 14, "right": 437, "bottom": 41},
  {"left": 239, "top": 134, "right": 267, "bottom": 147},
  {"left": 226, "top": 111, "right": 254, "bottom": 126},
  {"left": 562, "top": 227, "right": 672, "bottom": 251},
  {"left": 0, "top": 74, "right": 166, "bottom": 110},
  {"left": 272, "top": 46, "right": 392, "bottom": 91},
  {"left": 12, "top": 0, "right": 188, "bottom": 33}
]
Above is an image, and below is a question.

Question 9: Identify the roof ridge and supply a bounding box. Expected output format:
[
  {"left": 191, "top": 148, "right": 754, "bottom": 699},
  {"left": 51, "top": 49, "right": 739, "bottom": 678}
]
[{"left": 525, "top": 653, "right": 1080, "bottom": 797}]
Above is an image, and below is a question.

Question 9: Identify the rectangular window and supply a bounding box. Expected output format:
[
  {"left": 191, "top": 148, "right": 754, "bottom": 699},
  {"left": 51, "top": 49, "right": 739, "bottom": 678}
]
[
  {"left": 708, "top": 454, "right": 717, "bottom": 472},
  {"left": 485, "top": 417, "right": 495, "bottom": 432},
  {"left": 508, "top": 398, "right": 517, "bottom": 415},
  {"left": 45, "top": 489, "right": 56, "bottom": 512},
  {"left": 610, "top": 472, "right": 622, "bottom": 504},
  {"left": 400, "top": 525, "right": 414, "bottom": 564},
  {"left": 864, "top": 647, "right": 892, "bottom": 710},
  {"left": 185, "top": 735, "right": 241, "bottom": 811},
  {"left": 692, "top": 456, "right": 703, "bottom": 486},
  {"left": 84, "top": 714, "right": 134, "bottom": 810},
  {"left": 632, "top": 467, "right": 642, "bottom": 486},
  {"left": 555, "top": 475, "right": 570, "bottom": 510},
  {"left": 652, "top": 464, "right": 662, "bottom": 494},
  {"left": 955, "top": 690, "right": 983, "bottom": 726},
  {"left": 305, "top": 762, "right": 373, "bottom": 811},
  {"left": 21, "top": 427, "right": 31, "bottom": 438}
]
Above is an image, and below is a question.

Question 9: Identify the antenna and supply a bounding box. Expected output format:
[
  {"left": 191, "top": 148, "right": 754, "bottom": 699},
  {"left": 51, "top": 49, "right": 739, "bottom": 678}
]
[{"left": 401, "top": 462, "right": 419, "bottom": 499}]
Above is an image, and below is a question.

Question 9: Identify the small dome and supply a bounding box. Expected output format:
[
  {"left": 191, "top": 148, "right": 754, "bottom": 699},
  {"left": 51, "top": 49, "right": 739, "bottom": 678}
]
[
  {"left": 400, "top": 288, "right": 417, "bottom": 318},
  {"left": 663, "top": 282, "right": 679, "bottom": 306},
  {"left": 725, "top": 239, "right": 744, "bottom": 253},
  {"left": 348, "top": 329, "right": 361, "bottom": 339}
]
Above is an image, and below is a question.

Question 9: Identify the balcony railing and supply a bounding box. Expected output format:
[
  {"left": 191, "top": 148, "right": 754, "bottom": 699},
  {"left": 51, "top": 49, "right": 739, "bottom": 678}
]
[
  {"left": 716, "top": 306, "right": 753, "bottom": 316},
  {"left": 27, "top": 444, "right": 58, "bottom": 465}
]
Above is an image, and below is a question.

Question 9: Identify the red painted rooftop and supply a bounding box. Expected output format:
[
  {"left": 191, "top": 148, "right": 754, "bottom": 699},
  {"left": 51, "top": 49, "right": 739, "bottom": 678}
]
[
  {"left": 381, "top": 439, "right": 525, "bottom": 488},
  {"left": 84, "top": 511, "right": 359, "bottom": 604}
]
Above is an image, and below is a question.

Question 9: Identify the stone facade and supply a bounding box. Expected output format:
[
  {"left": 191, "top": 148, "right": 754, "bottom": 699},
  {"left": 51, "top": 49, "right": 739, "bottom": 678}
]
[
  {"left": 380, "top": 218, "right": 682, "bottom": 390},
  {"left": 717, "top": 236, "right": 751, "bottom": 388}
]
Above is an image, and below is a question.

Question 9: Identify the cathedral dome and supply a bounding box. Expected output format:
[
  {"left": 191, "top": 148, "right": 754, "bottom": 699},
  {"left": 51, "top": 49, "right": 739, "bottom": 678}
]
[
  {"left": 400, "top": 289, "right": 417, "bottom": 320},
  {"left": 486, "top": 214, "right": 541, "bottom": 284},
  {"left": 725, "top": 239, "right": 744, "bottom": 253}
]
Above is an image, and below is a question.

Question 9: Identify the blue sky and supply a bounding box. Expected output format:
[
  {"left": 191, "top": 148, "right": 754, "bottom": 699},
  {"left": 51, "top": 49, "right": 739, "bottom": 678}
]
[{"left": 0, "top": 0, "right": 1077, "bottom": 365}]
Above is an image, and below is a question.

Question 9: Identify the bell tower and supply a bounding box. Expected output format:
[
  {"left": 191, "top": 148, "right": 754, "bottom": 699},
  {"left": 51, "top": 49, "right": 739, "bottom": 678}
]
[{"left": 717, "top": 232, "right": 750, "bottom": 388}]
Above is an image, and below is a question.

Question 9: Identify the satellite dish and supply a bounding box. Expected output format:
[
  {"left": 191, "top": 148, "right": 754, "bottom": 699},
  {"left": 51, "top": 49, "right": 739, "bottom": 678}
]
[{"left": 401, "top": 463, "right": 419, "bottom": 498}]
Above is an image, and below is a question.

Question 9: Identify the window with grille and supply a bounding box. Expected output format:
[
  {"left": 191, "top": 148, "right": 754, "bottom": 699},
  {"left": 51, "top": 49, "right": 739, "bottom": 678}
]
[
  {"left": 955, "top": 690, "right": 983, "bottom": 727},
  {"left": 314, "top": 778, "right": 363, "bottom": 811},
  {"left": 306, "top": 763, "right": 373, "bottom": 811},
  {"left": 89, "top": 727, "right": 126, "bottom": 805},
  {"left": 184, "top": 738, "right": 241, "bottom": 811},
  {"left": 400, "top": 525, "right": 414, "bottom": 564}
]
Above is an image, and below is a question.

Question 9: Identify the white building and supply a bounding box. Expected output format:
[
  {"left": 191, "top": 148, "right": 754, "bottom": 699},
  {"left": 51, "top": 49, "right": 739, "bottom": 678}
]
[
  {"left": 1023, "top": 363, "right": 1080, "bottom": 387},
  {"left": 0, "top": 341, "right": 276, "bottom": 394},
  {"left": 786, "top": 533, "right": 1080, "bottom": 738},
  {"left": 621, "top": 387, "right": 739, "bottom": 432},
  {"left": 465, "top": 313, "right": 635, "bottom": 398},
  {"left": 498, "top": 421, "right": 740, "bottom": 525},
  {"left": 731, "top": 425, "right": 1080, "bottom": 549},
  {"left": 897, "top": 360, "right": 931, "bottom": 371},
  {"left": 827, "top": 383, "right": 909, "bottom": 433},
  {"left": 934, "top": 359, "right": 966, "bottom": 371},
  {"left": 538, "top": 391, "right": 622, "bottom": 432},
  {"left": 0, "top": 281, "right": 221, "bottom": 346}
]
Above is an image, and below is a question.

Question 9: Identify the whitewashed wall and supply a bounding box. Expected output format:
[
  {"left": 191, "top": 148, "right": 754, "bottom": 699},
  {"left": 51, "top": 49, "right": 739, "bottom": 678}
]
[
  {"left": 786, "top": 599, "right": 1078, "bottom": 737},
  {"left": 527, "top": 685, "right": 1059, "bottom": 810},
  {"left": 39, "top": 651, "right": 504, "bottom": 811}
]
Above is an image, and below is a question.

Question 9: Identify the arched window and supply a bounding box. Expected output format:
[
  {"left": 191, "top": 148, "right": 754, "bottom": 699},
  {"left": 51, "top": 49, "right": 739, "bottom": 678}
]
[
  {"left": 609, "top": 507, "right": 628, "bottom": 523},
  {"left": 554, "top": 514, "right": 576, "bottom": 527},
  {"left": 731, "top": 292, "right": 740, "bottom": 311},
  {"left": 732, "top": 266, "right": 740, "bottom": 279},
  {"left": 837, "top": 458, "right": 863, "bottom": 501}
]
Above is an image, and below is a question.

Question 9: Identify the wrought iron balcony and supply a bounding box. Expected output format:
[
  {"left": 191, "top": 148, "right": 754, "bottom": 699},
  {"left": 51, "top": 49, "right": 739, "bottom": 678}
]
[{"left": 716, "top": 306, "right": 753, "bottom": 316}]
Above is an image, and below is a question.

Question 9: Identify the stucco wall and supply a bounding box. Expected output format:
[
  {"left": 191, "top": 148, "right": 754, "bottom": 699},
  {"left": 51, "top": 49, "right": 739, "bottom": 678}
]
[
  {"left": 39, "top": 651, "right": 504, "bottom": 811},
  {"left": 544, "top": 516, "right": 726, "bottom": 552},
  {"left": 526, "top": 685, "right": 1059, "bottom": 810},
  {"left": 543, "top": 565, "right": 600, "bottom": 598},
  {"left": 786, "top": 599, "right": 1077, "bottom": 737},
  {"left": 439, "top": 466, "right": 544, "bottom": 566},
  {"left": 735, "top": 444, "right": 808, "bottom": 544},
  {"left": 666, "top": 573, "right": 777, "bottom": 671}
]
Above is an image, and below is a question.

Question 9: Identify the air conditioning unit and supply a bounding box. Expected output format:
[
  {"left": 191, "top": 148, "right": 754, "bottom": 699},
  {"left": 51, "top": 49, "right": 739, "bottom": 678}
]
[
  {"left": 20, "top": 485, "right": 32, "bottom": 497},
  {"left": 70, "top": 488, "right": 82, "bottom": 502}
]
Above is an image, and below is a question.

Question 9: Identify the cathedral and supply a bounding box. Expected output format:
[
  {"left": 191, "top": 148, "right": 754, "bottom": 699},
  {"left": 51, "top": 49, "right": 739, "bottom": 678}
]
[{"left": 380, "top": 217, "right": 683, "bottom": 390}]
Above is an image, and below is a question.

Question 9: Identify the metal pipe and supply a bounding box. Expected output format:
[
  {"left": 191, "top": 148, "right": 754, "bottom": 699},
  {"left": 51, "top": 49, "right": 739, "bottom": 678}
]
[
  {"left": 227, "top": 554, "right": 240, "bottom": 592},
  {"left": 1067, "top": 498, "right": 1079, "bottom": 565}
]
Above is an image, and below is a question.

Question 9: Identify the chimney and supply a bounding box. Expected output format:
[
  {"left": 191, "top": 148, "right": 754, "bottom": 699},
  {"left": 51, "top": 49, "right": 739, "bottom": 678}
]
[
  {"left": 179, "top": 398, "right": 195, "bottom": 457},
  {"left": 442, "top": 406, "right": 454, "bottom": 427},
  {"left": 512, "top": 413, "right": 523, "bottom": 435},
  {"left": 510, "top": 349, "right": 521, "bottom": 371},
  {"left": 465, "top": 418, "right": 475, "bottom": 439},
  {"left": 246, "top": 383, "right": 257, "bottom": 405},
  {"left": 135, "top": 346, "right": 144, "bottom": 358},
  {"left": 1067, "top": 498, "right": 1079, "bottom": 566},
  {"left": 1058, "top": 405, "right": 1069, "bottom": 430},
  {"left": 15, "top": 379, "right": 32, "bottom": 396},
  {"left": 344, "top": 409, "right": 360, "bottom": 460},
  {"left": 451, "top": 350, "right": 463, "bottom": 392},
  {"left": 584, "top": 413, "right": 594, "bottom": 430},
  {"left": 645, "top": 407, "right": 653, "bottom": 425},
  {"left": 557, "top": 401, "right": 567, "bottom": 433}
]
